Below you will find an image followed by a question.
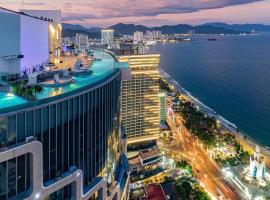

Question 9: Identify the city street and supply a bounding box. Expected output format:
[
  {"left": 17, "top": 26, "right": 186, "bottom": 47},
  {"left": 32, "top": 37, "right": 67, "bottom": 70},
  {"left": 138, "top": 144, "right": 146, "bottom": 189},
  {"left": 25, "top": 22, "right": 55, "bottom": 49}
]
[{"left": 163, "top": 108, "right": 243, "bottom": 200}]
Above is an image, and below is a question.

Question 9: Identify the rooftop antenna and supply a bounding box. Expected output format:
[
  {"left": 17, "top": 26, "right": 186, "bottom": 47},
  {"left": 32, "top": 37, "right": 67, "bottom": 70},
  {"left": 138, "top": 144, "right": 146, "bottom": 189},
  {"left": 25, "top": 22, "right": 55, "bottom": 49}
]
[{"left": 21, "top": 0, "right": 24, "bottom": 12}]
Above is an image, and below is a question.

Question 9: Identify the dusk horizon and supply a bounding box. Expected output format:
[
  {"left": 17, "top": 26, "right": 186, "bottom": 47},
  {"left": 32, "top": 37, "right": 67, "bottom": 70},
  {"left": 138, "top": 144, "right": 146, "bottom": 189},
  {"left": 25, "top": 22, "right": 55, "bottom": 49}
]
[{"left": 1, "top": 0, "right": 270, "bottom": 27}]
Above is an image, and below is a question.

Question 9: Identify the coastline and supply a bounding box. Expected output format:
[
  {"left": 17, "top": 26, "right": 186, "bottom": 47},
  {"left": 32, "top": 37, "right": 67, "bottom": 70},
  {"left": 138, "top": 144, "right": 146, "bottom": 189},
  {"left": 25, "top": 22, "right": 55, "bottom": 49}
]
[{"left": 159, "top": 68, "right": 270, "bottom": 166}]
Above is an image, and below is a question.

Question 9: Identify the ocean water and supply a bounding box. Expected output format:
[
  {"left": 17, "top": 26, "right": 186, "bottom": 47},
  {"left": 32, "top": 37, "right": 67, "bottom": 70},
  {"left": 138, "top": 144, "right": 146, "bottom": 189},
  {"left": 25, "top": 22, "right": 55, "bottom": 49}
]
[{"left": 150, "top": 34, "right": 270, "bottom": 147}]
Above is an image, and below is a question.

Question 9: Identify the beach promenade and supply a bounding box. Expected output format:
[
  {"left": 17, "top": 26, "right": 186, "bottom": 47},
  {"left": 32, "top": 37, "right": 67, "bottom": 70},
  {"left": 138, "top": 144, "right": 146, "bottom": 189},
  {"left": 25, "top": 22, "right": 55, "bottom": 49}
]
[{"left": 160, "top": 69, "right": 270, "bottom": 168}]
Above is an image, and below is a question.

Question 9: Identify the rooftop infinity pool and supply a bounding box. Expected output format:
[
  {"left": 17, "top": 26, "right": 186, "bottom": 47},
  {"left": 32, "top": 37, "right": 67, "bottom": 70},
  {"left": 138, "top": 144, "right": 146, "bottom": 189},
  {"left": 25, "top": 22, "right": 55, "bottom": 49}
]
[{"left": 0, "top": 49, "right": 127, "bottom": 113}]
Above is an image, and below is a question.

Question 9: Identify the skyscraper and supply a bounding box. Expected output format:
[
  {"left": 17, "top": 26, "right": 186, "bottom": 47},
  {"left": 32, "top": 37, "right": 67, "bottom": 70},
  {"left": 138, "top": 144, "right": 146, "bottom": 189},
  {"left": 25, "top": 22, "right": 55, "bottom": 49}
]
[
  {"left": 75, "top": 33, "right": 89, "bottom": 50},
  {"left": 0, "top": 49, "right": 130, "bottom": 200},
  {"left": 118, "top": 54, "right": 161, "bottom": 146},
  {"left": 133, "top": 31, "right": 144, "bottom": 44},
  {"left": 101, "top": 29, "right": 114, "bottom": 48},
  {"left": 0, "top": 8, "right": 130, "bottom": 200}
]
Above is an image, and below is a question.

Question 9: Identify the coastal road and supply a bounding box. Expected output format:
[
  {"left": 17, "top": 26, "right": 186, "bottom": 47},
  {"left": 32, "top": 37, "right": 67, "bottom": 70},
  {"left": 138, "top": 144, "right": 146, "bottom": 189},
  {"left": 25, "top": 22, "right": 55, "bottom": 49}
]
[{"left": 163, "top": 108, "right": 242, "bottom": 200}]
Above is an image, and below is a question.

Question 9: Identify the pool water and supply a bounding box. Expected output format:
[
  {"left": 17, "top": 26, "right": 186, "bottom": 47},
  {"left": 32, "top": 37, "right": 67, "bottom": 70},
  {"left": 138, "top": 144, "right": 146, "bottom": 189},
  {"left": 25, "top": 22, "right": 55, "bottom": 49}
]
[
  {"left": 0, "top": 49, "right": 127, "bottom": 113},
  {"left": 37, "top": 50, "right": 117, "bottom": 99},
  {"left": 0, "top": 92, "right": 28, "bottom": 110}
]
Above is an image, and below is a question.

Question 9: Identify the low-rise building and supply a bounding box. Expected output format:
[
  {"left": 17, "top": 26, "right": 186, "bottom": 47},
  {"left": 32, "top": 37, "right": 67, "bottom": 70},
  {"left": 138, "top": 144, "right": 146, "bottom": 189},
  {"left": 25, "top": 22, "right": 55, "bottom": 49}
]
[
  {"left": 141, "top": 184, "right": 167, "bottom": 200},
  {"left": 139, "top": 148, "right": 162, "bottom": 166}
]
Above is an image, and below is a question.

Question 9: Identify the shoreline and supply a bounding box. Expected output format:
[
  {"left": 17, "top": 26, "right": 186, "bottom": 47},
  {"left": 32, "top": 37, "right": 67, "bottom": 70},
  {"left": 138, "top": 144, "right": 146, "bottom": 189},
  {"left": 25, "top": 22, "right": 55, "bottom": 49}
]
[{"left": 159, "top": 68, "right": 270, "bottom": 163}]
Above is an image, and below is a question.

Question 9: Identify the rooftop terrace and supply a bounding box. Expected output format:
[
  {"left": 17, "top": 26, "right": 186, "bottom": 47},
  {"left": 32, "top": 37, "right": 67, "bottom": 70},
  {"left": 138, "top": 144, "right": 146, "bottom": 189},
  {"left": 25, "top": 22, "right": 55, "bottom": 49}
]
[{"left": 0, "top": 49, "right": 128, "bottom": 114}]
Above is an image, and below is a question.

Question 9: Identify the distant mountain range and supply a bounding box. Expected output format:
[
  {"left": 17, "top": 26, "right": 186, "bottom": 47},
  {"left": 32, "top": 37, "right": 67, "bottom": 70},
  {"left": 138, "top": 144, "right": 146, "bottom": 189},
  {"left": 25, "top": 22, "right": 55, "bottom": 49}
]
[
  {"left": 62, "top": 23, "right": 101, "bottom": 38},
  {"left": 203, "top": 22, "right": 270, "bottom": 33},
  {"left": 107, "top": 23, "right": 247, "bottom": 35},
  {"left": 62, "top": 22, "right": 270, "bottom": 38}
]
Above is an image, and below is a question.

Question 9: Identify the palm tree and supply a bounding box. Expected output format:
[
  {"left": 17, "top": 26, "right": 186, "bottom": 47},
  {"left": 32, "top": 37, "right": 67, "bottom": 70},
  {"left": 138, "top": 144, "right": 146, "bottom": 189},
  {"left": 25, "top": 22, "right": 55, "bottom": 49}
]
[
  {"left": 26, "top": 86, "right": 34, "bottom": 100},
  {"left": 33, "top": 85, "right": 43, "bottom": 96},
  {"left": 11, "top": 82, "right": 20, "bottom": 94},
  {"left": 18, "top": 86, "right": 26, "bottom": 96}
]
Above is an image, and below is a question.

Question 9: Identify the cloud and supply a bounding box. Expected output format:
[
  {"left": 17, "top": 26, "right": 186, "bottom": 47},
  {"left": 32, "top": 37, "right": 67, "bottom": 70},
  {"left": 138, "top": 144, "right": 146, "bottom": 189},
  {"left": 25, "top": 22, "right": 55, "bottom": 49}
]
[
  {"left": 23, "top": 2, "right": 45, "bottom": 6},
  {"left": 59, "top": 0, "right": 265, "bottom": 21},
  {"left": 0, "top": 0, "right": 269, "bottom": 26}
]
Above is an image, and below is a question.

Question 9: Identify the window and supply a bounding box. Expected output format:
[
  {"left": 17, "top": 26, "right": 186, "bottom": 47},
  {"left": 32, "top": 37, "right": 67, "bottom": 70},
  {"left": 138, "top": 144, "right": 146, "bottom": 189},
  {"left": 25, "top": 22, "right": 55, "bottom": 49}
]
[
  {"left": 26, "top": 111, "right": 33, "bottom": 137},
  {"left": 7, "top": 115, "right": 16, "bottom": 145},
  {"left": 0, "top": 117, "right": 7, "bottom": 144}
]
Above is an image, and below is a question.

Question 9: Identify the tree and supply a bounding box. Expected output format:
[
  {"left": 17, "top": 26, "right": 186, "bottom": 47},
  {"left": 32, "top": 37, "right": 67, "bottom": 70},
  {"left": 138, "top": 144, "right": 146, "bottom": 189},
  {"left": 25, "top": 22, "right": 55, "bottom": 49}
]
[
  {"left": 193, "top": 184, "right": 211, "bottom": 200},
  {"left": 11, "top": 81, "right": 44, "bottom": 100},
  {"left": 26, "top": 86, "right": 34, "bottom": 100},
  {"left": 176, "top": 180, "right": 192, "bottom": 200},
  {"left": 11, "top": 82, "right": 20, "bottom": 94},
  {"left": 176, "top": 160, "right": 189, "bottom": 168},
  {"left": 33, "top": 85, "right": 44, "bottom": 96}
]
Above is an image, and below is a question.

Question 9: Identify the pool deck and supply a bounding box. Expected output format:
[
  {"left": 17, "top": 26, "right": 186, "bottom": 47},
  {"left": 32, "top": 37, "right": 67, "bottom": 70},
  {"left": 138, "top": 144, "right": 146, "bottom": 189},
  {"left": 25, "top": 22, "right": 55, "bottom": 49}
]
[{"left": 0, "top": 49, "right": 127, "bottom": 114}]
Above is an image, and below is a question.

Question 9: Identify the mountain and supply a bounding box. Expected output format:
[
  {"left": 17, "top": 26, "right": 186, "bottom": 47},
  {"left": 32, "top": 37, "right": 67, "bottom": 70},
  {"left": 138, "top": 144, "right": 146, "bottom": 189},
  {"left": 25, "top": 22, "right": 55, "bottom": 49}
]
[
  {"left": 62, "top": 23, "right": 101, "bottom": 38},
  {"left": 108, "top": 23, "right": 247, "bottom": 35},
  {"left": 62, "top": 22, "right": 253, "bottom": 38},
  {"left": 107, "top": 23, "right": 148, "bottom": 35},
  {"left": 204, "top": 22, "right": 270, "bottom": 32}
]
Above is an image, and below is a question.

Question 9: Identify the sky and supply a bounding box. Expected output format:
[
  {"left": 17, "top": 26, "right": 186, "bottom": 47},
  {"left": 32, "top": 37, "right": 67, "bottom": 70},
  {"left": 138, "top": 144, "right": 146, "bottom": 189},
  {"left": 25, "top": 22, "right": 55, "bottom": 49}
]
[{"left": 1, "top": 0, "right": 270, "bottom": 27}]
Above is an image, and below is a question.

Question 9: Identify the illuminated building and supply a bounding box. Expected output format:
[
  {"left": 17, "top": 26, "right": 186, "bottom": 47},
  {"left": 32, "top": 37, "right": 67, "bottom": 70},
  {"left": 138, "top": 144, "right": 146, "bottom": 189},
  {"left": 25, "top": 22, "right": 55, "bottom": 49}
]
[
  {"left": 118, "top": 54, "right": 161, "bottom": 146},
  {"left": 0, "top": 9, "right": 130, "bottom": 197},
  {"left": 101, "top": 29, "right": 114, "bottom": 48},
  {"left": 0, "top": 8, "right": 62, "bottom": 77},
  {"left": 145, "top": 30, "right": 162, "bottom": 40},
  {"left": 133, "top": 31, "right": 144, "bottom": 44},
  {"left": 22, "top": 10, "right": 62, "bottom": 66},
  {"left": 75, "top": 33, "right": 89, "bottom": 50},
  {"left": 249, "top": 145, "right": 266, "bottom": 179},
  {"left": 158, "top": 92, "right": 167, "bottom": 125}
]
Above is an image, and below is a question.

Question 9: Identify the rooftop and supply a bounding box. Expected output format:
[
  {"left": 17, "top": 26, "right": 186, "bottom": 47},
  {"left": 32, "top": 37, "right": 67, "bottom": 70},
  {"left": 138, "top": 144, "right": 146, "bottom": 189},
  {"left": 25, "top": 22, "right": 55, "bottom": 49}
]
[
  {"left": 0, "top": 49, "right": 128, "bottom": 114},
  {"left": 141, "top": 184, "right": 167, "bottom": 200},
  {"left": 0, "top": 7, "right": 57, "bottom": 22},
  {"left": 139, "top": 148, "right": 161, "bottom": 160}
]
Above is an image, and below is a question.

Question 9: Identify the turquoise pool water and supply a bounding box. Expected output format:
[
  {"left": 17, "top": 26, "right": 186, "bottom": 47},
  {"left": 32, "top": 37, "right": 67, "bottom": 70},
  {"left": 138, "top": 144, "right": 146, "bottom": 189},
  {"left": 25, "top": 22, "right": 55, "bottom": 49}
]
[
  {"left": 37, "top": 50, "right": 117, "bottom": 100},
  {"left": 0, "top": 49, "right": 126, "bottom": 113},
  {"left": 0, "top": 92, "right": 28, "bottom": 109}
]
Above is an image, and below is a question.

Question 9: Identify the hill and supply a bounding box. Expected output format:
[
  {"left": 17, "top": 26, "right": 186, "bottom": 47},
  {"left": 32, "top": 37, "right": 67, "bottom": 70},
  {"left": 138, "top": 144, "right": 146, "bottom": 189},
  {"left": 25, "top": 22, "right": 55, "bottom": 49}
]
[
  {"left": 62, "top": 22, "right": 256, "bottom": 38},
  {"left": 108, "top": 23, "right": 247, "bottom": 35},
  {"left": 62, "top": 23, "right": 101, "bottom": 38},
  {"left": 204, "top": 22, "right": 270, "bottom": 32}
]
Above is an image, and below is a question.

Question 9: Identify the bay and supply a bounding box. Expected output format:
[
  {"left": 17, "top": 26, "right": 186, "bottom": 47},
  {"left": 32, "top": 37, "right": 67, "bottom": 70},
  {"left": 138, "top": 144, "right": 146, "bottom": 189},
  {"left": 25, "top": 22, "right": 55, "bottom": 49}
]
[{"left": 150, "top": 34, "right": 270, "bottom": 147}]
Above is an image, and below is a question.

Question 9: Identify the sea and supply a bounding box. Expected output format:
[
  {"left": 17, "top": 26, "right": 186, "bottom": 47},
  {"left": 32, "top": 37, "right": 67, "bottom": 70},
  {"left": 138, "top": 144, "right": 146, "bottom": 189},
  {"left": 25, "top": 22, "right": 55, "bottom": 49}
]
[{"left": 149, "top": 33, "right": 270, "bottom": 147}]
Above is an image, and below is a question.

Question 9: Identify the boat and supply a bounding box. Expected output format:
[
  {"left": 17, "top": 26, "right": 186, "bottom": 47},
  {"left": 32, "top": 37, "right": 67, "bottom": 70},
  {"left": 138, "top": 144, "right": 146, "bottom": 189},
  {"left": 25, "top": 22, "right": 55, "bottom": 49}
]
[
  {"left": 208, "top": 38, "right": 217, "bottom": 41},
  {"left": 182, "top": 38, "right": 191, "bottom": 41},
  {"left": 146, "top": 41, "right": 157, "bottom": 46}
]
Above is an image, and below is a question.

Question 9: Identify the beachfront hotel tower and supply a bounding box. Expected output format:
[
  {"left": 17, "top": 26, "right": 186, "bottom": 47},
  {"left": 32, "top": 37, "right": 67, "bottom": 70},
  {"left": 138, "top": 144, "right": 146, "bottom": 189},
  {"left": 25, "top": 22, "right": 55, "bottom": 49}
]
[
  {"left": 118, "top": 54, "right": 161, "bottom": 146},
  {"left": 0, "top": 8, "right": 130, "bottom": 200}
]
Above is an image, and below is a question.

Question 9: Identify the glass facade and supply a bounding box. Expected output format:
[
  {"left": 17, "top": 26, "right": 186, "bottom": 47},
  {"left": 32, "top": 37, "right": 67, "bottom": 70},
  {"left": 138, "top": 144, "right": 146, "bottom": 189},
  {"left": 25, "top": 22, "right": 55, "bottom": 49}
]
[
  {"left": 0, "top": 72, "right": 121, "bottom": 200},
  {"left": 118, "top": 55, "right": 160, "bottom": 144}
]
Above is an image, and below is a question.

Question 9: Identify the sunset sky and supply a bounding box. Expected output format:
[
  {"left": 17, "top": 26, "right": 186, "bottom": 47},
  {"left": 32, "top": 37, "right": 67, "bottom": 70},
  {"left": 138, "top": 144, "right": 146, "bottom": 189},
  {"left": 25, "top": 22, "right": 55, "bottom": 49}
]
[{"left": 1, "top": 0, "right": 270, "bottom": 27}]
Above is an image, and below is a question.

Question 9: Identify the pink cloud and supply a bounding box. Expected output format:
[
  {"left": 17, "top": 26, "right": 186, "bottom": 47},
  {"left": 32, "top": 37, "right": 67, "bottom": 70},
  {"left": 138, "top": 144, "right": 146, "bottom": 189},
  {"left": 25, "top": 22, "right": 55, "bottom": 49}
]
[{"left": 0, "top": 0, "right": 269, "bottom": 27}]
